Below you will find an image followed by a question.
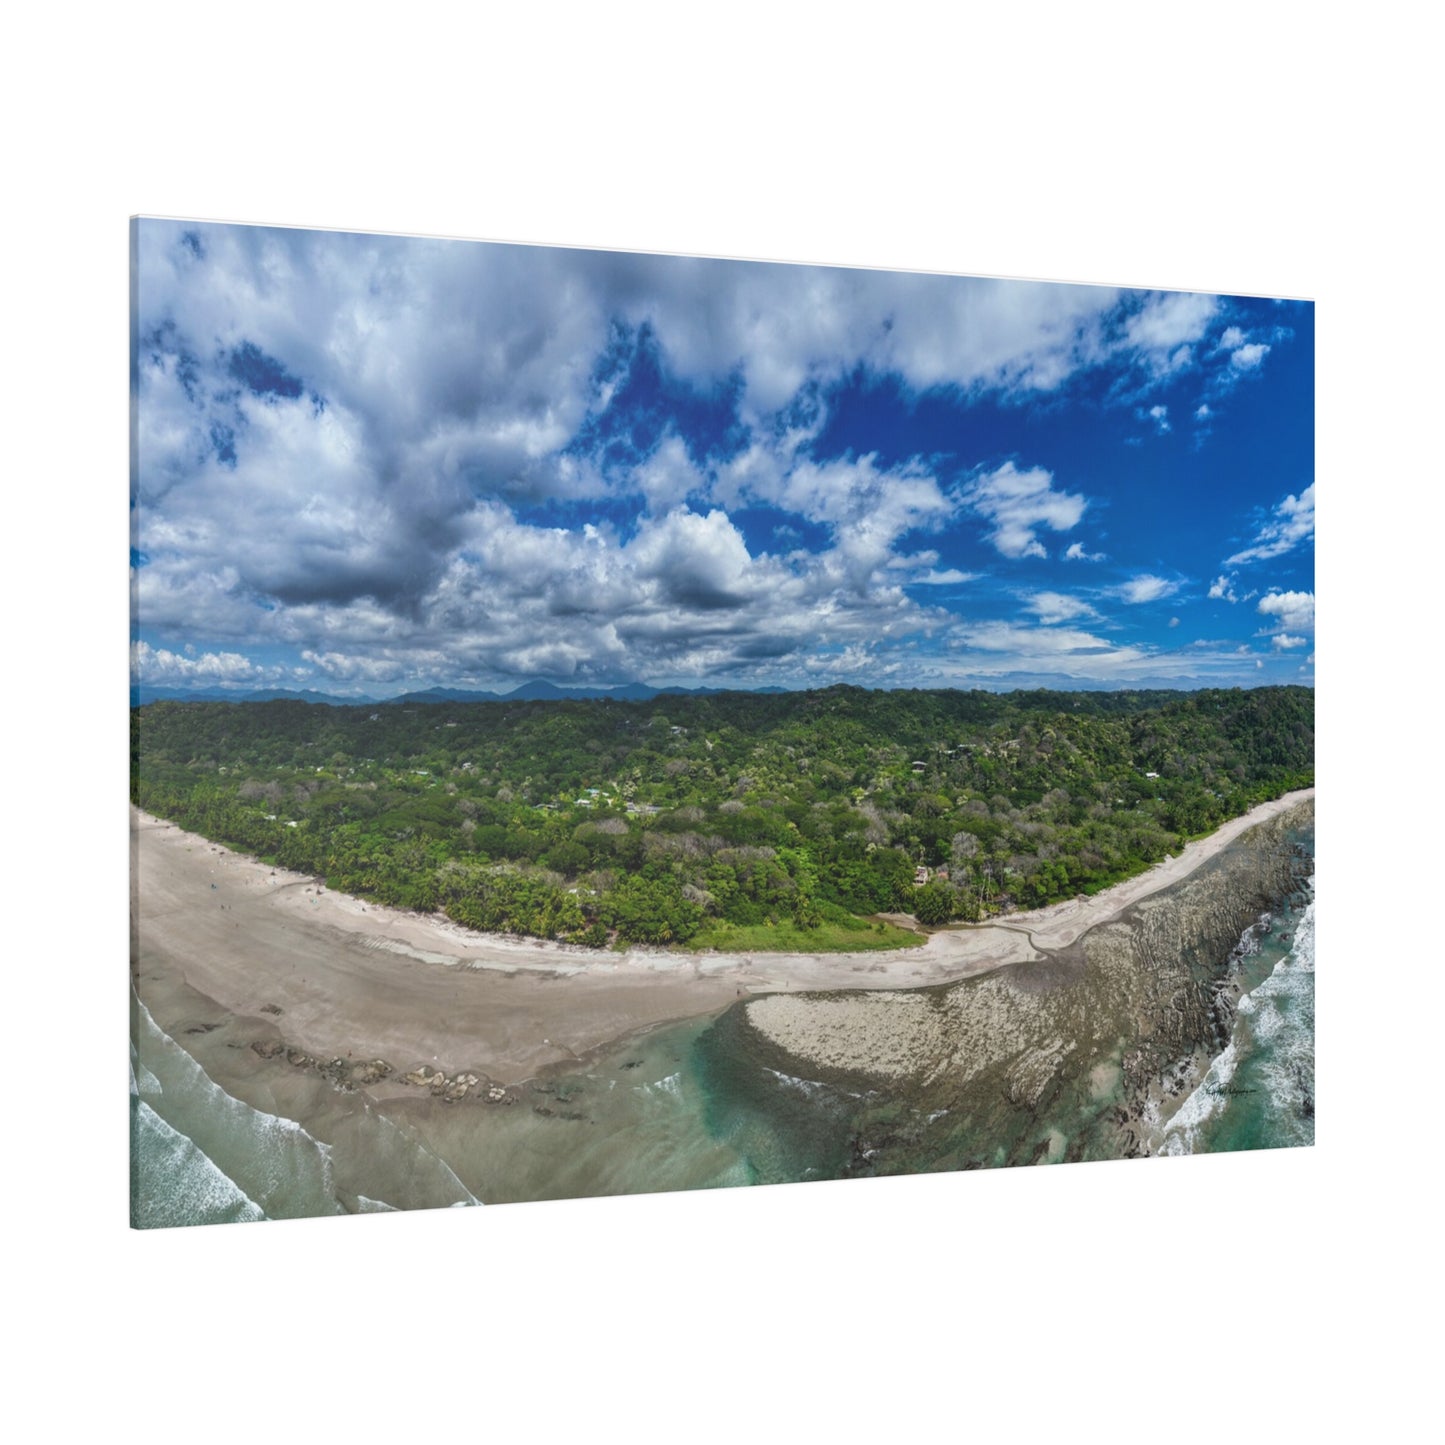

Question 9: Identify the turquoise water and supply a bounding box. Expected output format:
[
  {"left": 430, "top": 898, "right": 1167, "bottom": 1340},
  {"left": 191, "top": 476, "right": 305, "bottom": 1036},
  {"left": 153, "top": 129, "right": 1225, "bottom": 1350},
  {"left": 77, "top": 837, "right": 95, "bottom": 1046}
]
[
  {"left": 132, "top": 828, "right": 1315, "bottom": 1225},
  {"left": 1158, "top": 878, "right": 1315, "bottom": 1156},
  {"left": 406, "top": 1008, "right": 866, "bottom": 1205}
]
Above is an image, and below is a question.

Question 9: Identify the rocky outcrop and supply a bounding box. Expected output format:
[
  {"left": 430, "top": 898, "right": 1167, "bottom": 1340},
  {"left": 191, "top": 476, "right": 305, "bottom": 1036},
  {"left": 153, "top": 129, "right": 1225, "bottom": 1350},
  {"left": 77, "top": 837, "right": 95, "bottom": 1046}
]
[
  {"left": 249, "top": 1039, "right": 394, "bottom": 1092},
  {"left": 734, "top": 799, "right": 1314, "bottom": 1175}
]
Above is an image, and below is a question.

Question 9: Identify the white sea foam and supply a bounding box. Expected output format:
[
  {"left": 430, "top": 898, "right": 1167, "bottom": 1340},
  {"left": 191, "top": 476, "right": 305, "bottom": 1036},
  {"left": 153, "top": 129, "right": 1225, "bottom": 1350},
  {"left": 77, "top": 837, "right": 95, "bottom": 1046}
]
[
  {"left": 132, "top": 994, "right": 342, "bottom": 1221},
  {"left": 131, "top": 1098, "right": 266, "bottom": 1228},
  {"left": 1246, "top": 899, "right": 1315, "bottom": 1139},
  {"left": 642, "top": 1071, "right": 683, "bottom": 1099},
  {"left": 762, "top": 1066, "right": 831, "bottom": 1100},
  {"left": 1158, "top": 1037, "right": 1240, "bottom": 1156},
  {"left": 1157, "top": 889, "right": 1314, "bottom": 1156}
]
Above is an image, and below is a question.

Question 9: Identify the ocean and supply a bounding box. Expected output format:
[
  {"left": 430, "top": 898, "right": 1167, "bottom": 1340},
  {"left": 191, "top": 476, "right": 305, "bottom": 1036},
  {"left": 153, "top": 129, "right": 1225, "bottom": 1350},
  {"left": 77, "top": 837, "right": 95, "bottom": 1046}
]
[
  {"left": 131, "top": 813, "right": 1315, "bottom": 1226},
  {"left": 1156, "top": 878, "right": 1315, "bottom": 1156}
]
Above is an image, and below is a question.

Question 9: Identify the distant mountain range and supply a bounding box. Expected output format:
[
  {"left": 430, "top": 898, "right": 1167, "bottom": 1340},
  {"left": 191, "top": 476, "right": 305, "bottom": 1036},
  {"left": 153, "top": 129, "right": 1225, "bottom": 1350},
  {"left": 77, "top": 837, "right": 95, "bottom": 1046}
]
[{"left": 131, "top": 679, "right": 792, "bottom": 707}]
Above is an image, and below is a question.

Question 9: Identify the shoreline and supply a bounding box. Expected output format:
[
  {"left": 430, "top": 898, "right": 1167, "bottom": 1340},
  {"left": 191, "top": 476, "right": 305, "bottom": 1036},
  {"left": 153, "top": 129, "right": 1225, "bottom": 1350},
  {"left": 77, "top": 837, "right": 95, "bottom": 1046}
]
[{"left": 132, "top": 788, "right": 1313, "bottom": 1086}]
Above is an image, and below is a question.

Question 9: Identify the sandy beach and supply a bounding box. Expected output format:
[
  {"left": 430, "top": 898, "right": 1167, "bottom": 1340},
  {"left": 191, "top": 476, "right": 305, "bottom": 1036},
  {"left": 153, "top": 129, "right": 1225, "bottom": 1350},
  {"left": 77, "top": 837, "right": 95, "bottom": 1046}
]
[{"left": 131, "top": 788, "right": 1312, "bottom": 1086}]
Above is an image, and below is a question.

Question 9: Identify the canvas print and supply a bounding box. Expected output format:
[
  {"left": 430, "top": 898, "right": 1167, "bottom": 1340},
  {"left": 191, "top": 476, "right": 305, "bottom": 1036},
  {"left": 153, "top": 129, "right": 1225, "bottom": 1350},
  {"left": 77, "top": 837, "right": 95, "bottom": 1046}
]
[{"left": 130, "top": 219, "right": 1314, "bottom": 1227}]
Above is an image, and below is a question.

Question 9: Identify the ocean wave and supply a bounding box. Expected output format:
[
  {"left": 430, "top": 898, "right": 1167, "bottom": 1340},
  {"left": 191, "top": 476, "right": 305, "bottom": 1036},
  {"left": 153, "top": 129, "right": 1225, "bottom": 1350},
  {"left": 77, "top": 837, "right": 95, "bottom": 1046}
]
[
  {"left": 132, "top": 993, "right": 342, "bottom": 1223},
  {"left": 1157, "top": 890, "right": 1314, "bottom": 1156},
  {"left": 131, "top": 1097, "right": 266, "bottom": 1229},
  {"left": 1158, "top": 1037, "right": 1241, "bottom": 1156},
  {"left": 1228, "top": 911, "right": 1272, "bottom": 967},
  {"left": 1244, "top": 899, "right": 1315, "bottom": 1139}
]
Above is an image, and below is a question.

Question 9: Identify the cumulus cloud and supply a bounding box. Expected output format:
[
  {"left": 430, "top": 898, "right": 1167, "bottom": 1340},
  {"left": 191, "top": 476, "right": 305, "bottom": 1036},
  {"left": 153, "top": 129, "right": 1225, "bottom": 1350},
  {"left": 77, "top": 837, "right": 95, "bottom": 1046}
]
[
  {"left": 963, "top": 462, "right": 1088, "bottom": 559},
  {"left": 1208, "top": 574, "right": 1238, "bottom": 601},
  {"left": 1231, "top": 342, "right": 1271, "bottom": 369},
  {"left": 131, "top": 221, "right": 1307, "bottom": 692},
  {"left": 633, "top": 434, "right": 708, "bottom": 512},
  {"left": 1272, "top": 633, "right": 1307, "bottom": 649},
  {"left": 132, "top": 640, "right": 280, "bottom": 684},
  {"left": 1257, "top": 590, "right": 1315, "bottom": 633},
  {"left": 1227, "top": 484, "right": 1315, "bottom": 565},
  {"left": 225, "top": 496, "right": 963, "bottom": 689}
]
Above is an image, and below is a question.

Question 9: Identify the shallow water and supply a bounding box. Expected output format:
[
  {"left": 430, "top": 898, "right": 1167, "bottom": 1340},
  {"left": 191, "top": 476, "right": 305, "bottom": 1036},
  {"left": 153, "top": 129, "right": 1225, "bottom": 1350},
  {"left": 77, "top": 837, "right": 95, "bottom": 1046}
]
[
  {"left": 386, "top": 1006, "right": 873, "bottom": 1205},
  {"left": 132, "top": 810, "right": 1315, "bottom": 1225},
  {"left": 130, "top": 990, "right": 479, "bottom": 1224},
  {"left": 131, "top": 995, "right": 342, "bottom": 1225}
]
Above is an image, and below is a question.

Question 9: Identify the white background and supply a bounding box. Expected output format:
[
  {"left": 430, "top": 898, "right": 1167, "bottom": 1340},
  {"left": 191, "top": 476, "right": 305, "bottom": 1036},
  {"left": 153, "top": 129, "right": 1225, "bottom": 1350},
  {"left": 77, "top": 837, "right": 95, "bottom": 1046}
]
[{"left": 2, "top": 4, "right": 1436, "bottom": 1441}]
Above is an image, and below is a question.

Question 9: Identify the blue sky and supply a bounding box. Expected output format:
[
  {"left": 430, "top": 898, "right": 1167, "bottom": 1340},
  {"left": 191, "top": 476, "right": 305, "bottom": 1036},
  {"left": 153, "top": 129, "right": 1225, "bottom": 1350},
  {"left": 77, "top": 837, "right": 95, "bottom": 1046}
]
[{"left": 131, "top": 220, "right": 1313, "bottom": 695}]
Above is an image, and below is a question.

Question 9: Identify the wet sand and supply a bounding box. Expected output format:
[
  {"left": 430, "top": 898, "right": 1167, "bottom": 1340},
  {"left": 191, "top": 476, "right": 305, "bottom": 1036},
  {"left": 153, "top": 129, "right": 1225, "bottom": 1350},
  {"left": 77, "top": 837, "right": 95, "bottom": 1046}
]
[{"left": 131, "top": 788, "right": 1312, "bottom": 1085}]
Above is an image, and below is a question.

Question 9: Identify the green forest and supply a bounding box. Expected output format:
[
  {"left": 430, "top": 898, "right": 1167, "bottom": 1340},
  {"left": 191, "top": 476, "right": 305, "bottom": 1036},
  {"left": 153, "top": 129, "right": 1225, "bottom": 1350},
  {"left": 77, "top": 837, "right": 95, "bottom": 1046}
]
[{"left": 132, "top": 685, "right": 1314, "bottom": 951}]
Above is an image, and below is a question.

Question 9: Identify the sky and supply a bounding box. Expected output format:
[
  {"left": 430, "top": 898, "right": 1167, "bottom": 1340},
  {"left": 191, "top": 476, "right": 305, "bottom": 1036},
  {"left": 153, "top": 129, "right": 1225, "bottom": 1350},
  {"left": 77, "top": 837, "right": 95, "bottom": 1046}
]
[{"left": 131, "top": 220, "right": 1314, "bottom": 697}]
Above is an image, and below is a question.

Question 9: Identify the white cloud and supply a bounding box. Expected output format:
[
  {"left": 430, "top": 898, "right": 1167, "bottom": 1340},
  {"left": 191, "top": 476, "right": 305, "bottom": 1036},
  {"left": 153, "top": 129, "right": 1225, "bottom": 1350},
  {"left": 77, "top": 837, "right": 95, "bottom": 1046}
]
[
  {"left": 633, "top": 434, "right": 707, "bottom": 512},
  {"left": 1208, "top": 574, "right": 1238, "bottom": 602},
  {"left": 626, "top": 508, "right": 759, "bottom": 610},
  {"left": 935, "top": 622, "right": 1292, "bottom": 688},
  {"left": 132, "top": 640, "right": 277, "bottom": 684},
  {"left": 1231, "top": 342, "right": 1270, "bottom": 369},
  {"left": 130, "top": 222, "right": 1306, "bottom": 693},
  {"left": 1168, "top": 616, "right": 1180, "bottom": 628},
  {"left": 733, "top": 452, "right": 959, "bottom": 589},
  {"left": 1117, "top": 574, "right": 1180, "bottom": 604},
  {"left": 955, "top": 622, "right": 1129, "bottom": 657},
  {"left": 300, "top": 650, "right": 416, "bottom": 684},
  {"left": 1257, "top": 590, "right": 1315, "bottom": 633},
  {"left": 1124, "top": 292, "right": 1219, "bottom": 362},
  {"left": 1272, "top": 633, "right": 1307, "bottom": 649},
  {"left": 1226, "top": 484, "right": 1315, "bottom": 566},
  {"left": 1219, "top": 326, "right": 1246, "bottom": 349},
  {"left": 1195, "top": 403, "right": 1212, "bottom": 421},
  {"left": 964, "top": 461, "right": 1088, "bottom": 559},
  {"left": 1025, "top": 591, "right": 1099, "bottom": 625}
]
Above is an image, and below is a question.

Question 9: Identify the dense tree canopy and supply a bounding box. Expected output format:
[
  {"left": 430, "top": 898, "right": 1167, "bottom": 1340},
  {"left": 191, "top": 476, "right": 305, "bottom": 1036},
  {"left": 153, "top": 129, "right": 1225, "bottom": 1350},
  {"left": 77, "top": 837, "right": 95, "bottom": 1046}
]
[{"left": 132, "top": 685, "right": 1313, "bottom": 947}]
